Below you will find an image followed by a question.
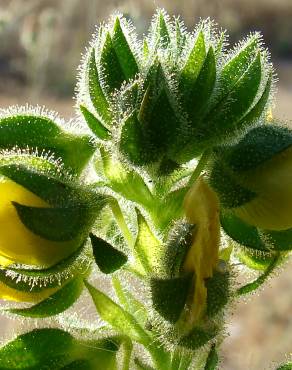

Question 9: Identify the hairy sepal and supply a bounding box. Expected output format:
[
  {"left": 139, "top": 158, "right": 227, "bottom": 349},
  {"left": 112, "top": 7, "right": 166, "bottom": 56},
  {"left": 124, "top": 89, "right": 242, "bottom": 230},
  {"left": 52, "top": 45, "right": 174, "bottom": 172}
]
[{"left": 0, "top": 113, "right": 95, "bottom": 175}]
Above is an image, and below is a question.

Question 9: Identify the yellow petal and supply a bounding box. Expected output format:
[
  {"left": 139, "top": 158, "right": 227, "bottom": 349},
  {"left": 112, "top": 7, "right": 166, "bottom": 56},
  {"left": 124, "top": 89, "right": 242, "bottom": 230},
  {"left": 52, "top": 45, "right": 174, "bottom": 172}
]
[
  {"left": 183, "top": 177, "right": 220, "bottom": 324},
  {"left": 0, "top": 255, "right": 14, "bottom": 267},
  {"left": 0, "top": 177, "right": 79, "bottom": 267},
  {"left": 0, "top": 281, "right": 59, "bottom": 303},
  {"left": 234, "top": 147, "right": 292, "bottom": 230}
]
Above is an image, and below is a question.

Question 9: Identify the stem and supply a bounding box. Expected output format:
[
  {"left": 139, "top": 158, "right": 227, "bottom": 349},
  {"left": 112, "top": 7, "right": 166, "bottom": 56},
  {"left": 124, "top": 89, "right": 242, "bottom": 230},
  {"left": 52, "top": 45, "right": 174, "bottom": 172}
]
[
  {"left": 187, "top": 150, "right": 211, "bottom": 188},
  {"left": 121, "top": 339, "right": 133, "bottom": 370},
  {"left": 236, "top": 253, "right": 280, "bottom": 296},
  {"left": 178, "top": 353, "right": 193, "bottom": 370},
  {"left": 171, "top": 350, "right": 182, "bottom": 369},
  {"left": 146, "top": 343, "right": 172, "bottom": 370},
  {"left": 109, "top": 198, "right": 135, "bottom": 247}
]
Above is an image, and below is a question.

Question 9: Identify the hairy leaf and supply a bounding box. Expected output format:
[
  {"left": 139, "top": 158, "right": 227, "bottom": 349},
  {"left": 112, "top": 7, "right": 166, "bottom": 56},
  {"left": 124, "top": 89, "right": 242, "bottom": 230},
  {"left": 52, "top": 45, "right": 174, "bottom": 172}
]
[
  {"left": 0, "top": 115, "right": 95, "bottom": 174},
  {"left": 85, "top": 281, "right": 149, "bottom": 344},
  {"left": 90, "top": 234, "right": 127, "bottom": 274},
  {"left": 80, "top": 105, "right": 110, "bottom": 140},
  {"left": 7, "top": 277, "right": 84, "bottom": 318}
]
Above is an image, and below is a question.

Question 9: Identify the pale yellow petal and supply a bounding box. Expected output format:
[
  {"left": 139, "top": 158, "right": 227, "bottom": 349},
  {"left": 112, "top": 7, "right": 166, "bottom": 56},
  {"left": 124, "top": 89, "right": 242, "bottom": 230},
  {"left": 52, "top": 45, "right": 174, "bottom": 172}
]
[
  {"left": 0, "top": 178, "right": 78, "bottom": 267},
  {"left": 0, "top": 281, "right": 59, "bottom": 302},
  {"left": 183, "top": 177, "right": 220, "bottom": 324},
  {"left": 234, "top": 147, "right": 292, "bottom": 230}
]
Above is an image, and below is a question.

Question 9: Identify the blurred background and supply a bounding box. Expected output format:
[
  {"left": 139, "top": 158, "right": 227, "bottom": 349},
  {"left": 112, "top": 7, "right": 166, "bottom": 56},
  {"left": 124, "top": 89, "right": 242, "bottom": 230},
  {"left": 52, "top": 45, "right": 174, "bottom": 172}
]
[{"left": 0, "top": 0, "right": 291, "bottom": 369}]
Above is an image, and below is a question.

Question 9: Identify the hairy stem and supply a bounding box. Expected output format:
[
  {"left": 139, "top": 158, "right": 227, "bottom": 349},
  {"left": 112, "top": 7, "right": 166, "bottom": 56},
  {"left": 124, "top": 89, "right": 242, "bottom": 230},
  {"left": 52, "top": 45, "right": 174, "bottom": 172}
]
[
  {"left": 187, "top": 150, "right": 211, "bottom": 188},
  {"left": 121, "top": 339, "right": 133, "bottom": 370},
  {"left": 109, "top": 198, "right": 135, "bottom": 247},
  {"left": 236, "top": 253, "right": 280, "bottom": 296}
]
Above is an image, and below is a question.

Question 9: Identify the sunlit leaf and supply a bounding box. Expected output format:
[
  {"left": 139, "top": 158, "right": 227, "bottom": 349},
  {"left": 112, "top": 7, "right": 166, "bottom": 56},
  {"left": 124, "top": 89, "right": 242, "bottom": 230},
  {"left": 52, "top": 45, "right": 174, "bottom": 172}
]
[
  {"left": 85, "top": 280, "right": 150, "bottom": 344},
  {"left": 90, "top": 233, "right": 127, "bottom": 274},
  {"left": 7, "top": 277, "right": 84, "bottom": 318}
]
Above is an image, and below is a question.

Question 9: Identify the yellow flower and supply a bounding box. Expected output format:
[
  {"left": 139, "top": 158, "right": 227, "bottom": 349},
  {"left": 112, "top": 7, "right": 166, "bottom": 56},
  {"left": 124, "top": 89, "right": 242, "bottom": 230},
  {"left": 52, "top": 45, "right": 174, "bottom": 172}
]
[
  {"left": 182, "top": 177, "right": 220, "bottom": 324},
  {"left": 0, "top": 177, "right": 80, "bottom": 268},
  {"left": 0, "top": 281, "right": 59, "bottom": 303},
  {"left": 233, "top": 146, "right": 292, "bottom": 231}
]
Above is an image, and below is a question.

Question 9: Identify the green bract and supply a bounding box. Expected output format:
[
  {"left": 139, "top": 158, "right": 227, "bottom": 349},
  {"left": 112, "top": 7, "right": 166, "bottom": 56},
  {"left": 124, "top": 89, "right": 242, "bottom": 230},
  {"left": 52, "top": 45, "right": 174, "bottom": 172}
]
[
  {"left": 208, "top": 124, "right": 292, "bottom": 252},
  {"left": 77, "top": 10, "right": 273, "bottom": 173},
  {"left": 0, "top": 107, "right": 95, "bottom": 175},
  {"left": 0, "top": 114, "right": 104, "bottom": 308}
]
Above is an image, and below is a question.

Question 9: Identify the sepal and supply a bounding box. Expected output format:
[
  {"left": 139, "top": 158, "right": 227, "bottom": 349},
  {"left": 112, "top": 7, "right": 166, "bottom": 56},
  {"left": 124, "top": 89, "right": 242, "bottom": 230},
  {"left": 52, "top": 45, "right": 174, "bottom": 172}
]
[
  {"left": 0, "top": 110, "right": 95, "bottom": 174},
  {"left": 7, "top": 277, "right": 84, "bottom": 317},
  {"left": 0, "top": 328, "right": 122, "bottom": 370},
  {"left": 150, "top": 274, "right": 193, "bottom": 323},
  {"left": 90, "top": 233, "right": 127, "bottom": 274},
  {"left": 0, "top": 153, "right": 104, "bottom": 269}
]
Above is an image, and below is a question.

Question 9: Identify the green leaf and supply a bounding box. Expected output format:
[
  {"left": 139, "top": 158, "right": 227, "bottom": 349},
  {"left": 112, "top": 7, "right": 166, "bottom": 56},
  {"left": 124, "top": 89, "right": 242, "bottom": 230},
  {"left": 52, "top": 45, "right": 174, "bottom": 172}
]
[
  {"left": 100, "top": 32, "right": 126, "bottom": 92},
  {"left": 0, "top": 243, "right": 87, "bottom": 293},
  {"left": 263, "top": 228, "right": 292, "bottom": 251},
  {"left": 236, "top": 247, "right": 277, "bottom": 271},
  {"left": 90, "top": 233, "right": 127, "bottom": 274},
  {"left": 111, "top": 17, "right": 139, "bottom": 80},
  {"left": 163, "top": 222, "right": 194, "bottom": 277},
  {"left": 0, "top": 328, "right": 121, "bottom": 370},
  {"left": 100, "top": 148, "right": 153, "bottom": 208},
  {"left": 214, "top": 31, "right": 226, "bottom": 60},
  {"left": 238, "top": 74, "right": 272, "bottom": 126},
  {"left": 147, "top": 88, "right": 179, "bottom": 157},
  {"left": 175, "top": 47, "right": 216, "bottom": 163},
  {"left": 61, "top": 360, "right": 91, "bottom": 370},
  {"left": 204, "top": 344, "right": 219, "bottom": 370},
  {"left": 0, "top": 328, "right": 75, "bottom": 369},
  {"left": 0, "top": 115, "right": 95, "bottom": 174},
  {"left": 188, "top": 46, "right": 216, "bottom": 121},
  {"left": 153, "top": 187, "right": 187, "bottom": 231},
  {"left": 237, "top": 253, "right": 280, "bottom": 295},
  {"left": 220, "top": 212, "right": 268, "bottom": 251},
  {"left": 119, "top": 111, "right": 150, "bottom": 165},
  {"left": 180, "top": 31, "right": 206, "bottom": 101},
  {"left": 134, "top": 209, "right": 163, "bottom": 274},
  {"left": 175, "top": 19, "right": 186, "bottom": 53},
  {"left": 0, "top": 163, "right": 77, "bottom": 206},
  {"left": 138, "top": 61, "right": 180, "bottom": 160},
  {"left": 0, "top": 162, "right": 105, "bottom": 212},
  {"left": 179, "top": 326, "right": 218, "bottom": 350},
  {"left": 208, "top": 160, "right": 256, "bottom": 208},
  {"left": 7, "top": 277, "right": 84, "bottom": 318},
  {"left": 153, "top": 11, "right": 170, "bottom": 48},
  {"left": 87, "top": 49, "right": 112, "bottom": 124},
  {"left": 13, "top": 202, "right": 99, "bottom": 242},
  {"left": 227, "top": 124, "right": 292, "bottom": 172},
  {"left": 112, "top": 276, "right": 148, "bottom": 327},
  {"left": 139, "top": 63, "right": 159, "bottom": 122},
  {"left": 205, "top": 52, "right": 262, "bottom": 141},
  {"left": 84, "top": 280, "right": 150, "bottom": 344},
  {"left": 206, "top": 271, "right": 230, "bottom": 317},
  {"left": 150, "top": 274, "right": 193, "bottom": 323},
  {"left": 120, "top": 82, "right": 139, "bottom": 111},
  {"left": 219, "top": 36, "right": 259, "bottom": 98},
  {"left": 156, "top": 158, "right": 180, "bottom": 176},
  {"left": 143, "top": 40, "right": 149, "bottom": 59},
  {"left": 80, "top": 105, "right": 110, "bottom": 140}
]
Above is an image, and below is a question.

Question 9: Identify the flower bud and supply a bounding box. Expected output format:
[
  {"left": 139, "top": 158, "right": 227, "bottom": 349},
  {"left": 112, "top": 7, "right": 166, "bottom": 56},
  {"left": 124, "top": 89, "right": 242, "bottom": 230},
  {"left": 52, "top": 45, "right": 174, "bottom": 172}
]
[
  {"left": 0, "top": 107, "right": 95, "bottom": 175},
  {"left": 0, "top": 154, "right": 105, "bottom": 269},
  {"left": 208, "top": 124, "right": 292, "bottom": 251},
  {"left": 78, "top": 10, "right": 273, "bottom": 173}
]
